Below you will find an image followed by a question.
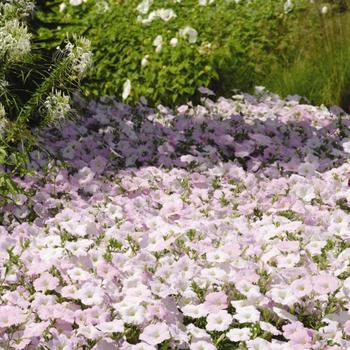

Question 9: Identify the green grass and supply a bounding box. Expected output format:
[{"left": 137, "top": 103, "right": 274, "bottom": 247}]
[{"left": 264, "top": 8, "right": 350, "bottom": 109}]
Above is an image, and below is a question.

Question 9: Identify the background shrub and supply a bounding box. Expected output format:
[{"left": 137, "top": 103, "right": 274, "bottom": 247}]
[{"left": 36, "top": 0, "right": 306, "bottom": 107}]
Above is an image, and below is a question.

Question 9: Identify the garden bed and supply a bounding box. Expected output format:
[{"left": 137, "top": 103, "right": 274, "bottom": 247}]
[{"left": 1, "top": 91, "right": 350, "bottom": 349}]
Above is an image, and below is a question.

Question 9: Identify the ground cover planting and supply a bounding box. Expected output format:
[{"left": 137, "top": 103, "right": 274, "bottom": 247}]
[
  {"left": 3, "top": 0, "right": 350, "bottom": 349},
  {"left": 1, "top": 90, "right": 350, "bottom": 349}
]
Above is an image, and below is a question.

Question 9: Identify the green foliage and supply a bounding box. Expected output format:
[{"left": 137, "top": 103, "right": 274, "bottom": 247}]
[
  {"left": 36, "top": 0, "right": 305, "bottom": 107},
  {"left": 264, "top": 1, "right": 350, "bottom": 108},
  {"left": 0, "top": 0, "right": 91, "bottom": 202}
]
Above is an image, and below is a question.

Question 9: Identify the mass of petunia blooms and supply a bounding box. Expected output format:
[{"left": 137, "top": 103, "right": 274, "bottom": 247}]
[{"left": 2, "top": 89, "right": 350, "bottom": 350}]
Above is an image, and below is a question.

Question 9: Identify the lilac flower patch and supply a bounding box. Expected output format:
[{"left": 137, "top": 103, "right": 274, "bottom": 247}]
[{"left": 1, "top": 92, "right": 350, "bottom": 349}]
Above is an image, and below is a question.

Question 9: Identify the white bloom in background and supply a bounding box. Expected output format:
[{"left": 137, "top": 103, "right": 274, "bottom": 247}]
[
  {"left": 138, "top": 11, "right": 157, "bottom": 24},
  {"left": 137, "top": 0, "right": 153, "bottom": 14},
  {"left": 199, "top": 0, "right": 214, "bottom": 5},
  {"left": 153, "top": 35, "right": 163, "bottom": 52},
  {"left": 284, "top": 0, "right": 293, "bottom": 13},
  {"left": 138, "top": 8, "right": 176, "bottom": 24},
  {"left": 342, "top": 139, "right": 350, "bottom": 153},
  {"left": 179, "top": 26, "right": 198, "bottom": 44},
  {"left": 157, "top": 8, "right": 176, "bottom": 21},
  {"left": 69, "top": 0, "right": 86, "bottom": 5},
  {"left": 226, "top": 327, "right": 251, "bottom": 342},
  {"left": 122, "top": 79, "right": 132, "bottom": 100},
  {"left": 141, "top": 55, "right": 150, "bottom": 67},
  {"left": 59, "top": 3, "right": 66, "bottom": 11},
  {"left": 321, "top": 6, "right": 328, "bottom": 15},
  {"left": 0, "top": 19, "right": 31, "bottom": 62},
  {"left": 170, "top": 37, "right": 178, "bottom": 47},
  {"left": 153, "top": 35, "right": 163, "bottom": 47}
]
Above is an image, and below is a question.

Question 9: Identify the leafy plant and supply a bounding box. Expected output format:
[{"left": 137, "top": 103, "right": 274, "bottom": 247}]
[{"left": 35, "top": 0, "right": 305, "bottom": 106}]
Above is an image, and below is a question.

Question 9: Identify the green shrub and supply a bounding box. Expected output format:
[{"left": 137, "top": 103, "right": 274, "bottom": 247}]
[
  {"left": 0, "top": 0, "right": 91, "bottom": 201},
  {"left": 36, "top": 0, "right": 306, "bottom": 106}
]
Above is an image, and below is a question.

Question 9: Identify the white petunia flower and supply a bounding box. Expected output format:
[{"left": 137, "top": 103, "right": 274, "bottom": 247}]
[
  {"left": 153, "top": 35, "right": 163, "bottom": 52},
  {"left": 226, "top": 327, "right": 251, "bottom": 342},
  {"left": 206, "top": 310, "right": 232, "bottom": 332},
  {"left": 233, "top": 306, "right": 260, "bottom": 324},
  {"left": 122, "top": 79, "right": 132, "bottom": 100},
  {"left": 170, "top": 37, "right": 178, "bottom": 47},
  {"left": 179, "top": 26, "right": 198, "bottom": 44},
  {"left": 137, "top": 0, "right": 153, "bottom": 14},
  {"left": 342, "top": 140, "right": 350, "bottom": 153}
]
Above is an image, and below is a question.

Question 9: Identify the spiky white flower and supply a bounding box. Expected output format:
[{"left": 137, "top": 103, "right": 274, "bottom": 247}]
[
  {"left": 44, "top": 90, "right": 71, "bottom": 123},
  {"left": 0, "top": 19, "right": 31, "bottom": 62},
  {"left": 65, "top": 37, "right": 92, "bottom": 76}
]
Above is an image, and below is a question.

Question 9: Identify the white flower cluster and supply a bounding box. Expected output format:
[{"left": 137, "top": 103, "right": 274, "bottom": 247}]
[
  {"left": 137, "top": 8, "right": 177, "bottom": 24},
  {"left": 0, "top": 1, "right": 34, "bottom": 62},
  {"left": 44, "top": 90, "right": 71, "bottom": 124},
  {"left": 65, "top": 37, "right": 92, "bottom": 76},
  {"left": 0, "top": 79, "right": 9, "bottom": 92},
  {"left": 0, "top": 19, "right": 31, "bottom": 62},
  {"left": 1, "top": 0, "right": 34, "bottom": 19}
]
